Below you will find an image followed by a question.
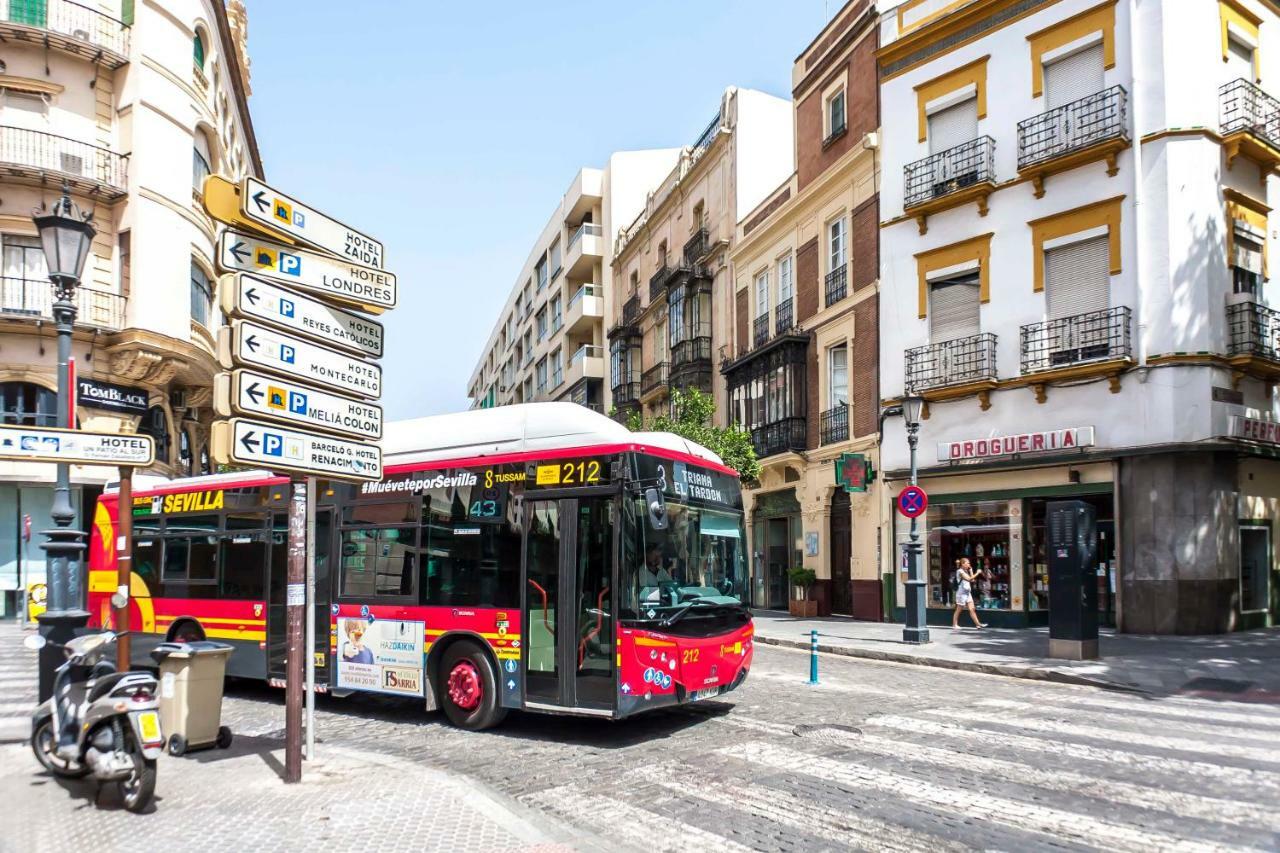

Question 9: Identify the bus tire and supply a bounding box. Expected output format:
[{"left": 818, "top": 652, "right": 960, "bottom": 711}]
[{"left": 438, "top": 640, "right": 507, "bottom": 731}]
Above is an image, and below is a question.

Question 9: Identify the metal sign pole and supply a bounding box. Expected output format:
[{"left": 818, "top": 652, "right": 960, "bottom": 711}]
[
  {"left": 284, "top": 478, "right": 306, "bottom": 783},
  {"left": 304, "top": 475, "right": 316, "bottom": 761},
  {"left": 115, "top": 467, "right": 132, "bottom": 669}
]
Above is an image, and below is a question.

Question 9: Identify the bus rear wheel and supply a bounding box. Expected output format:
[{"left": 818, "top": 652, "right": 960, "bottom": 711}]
[{"left": 438, "top": 641, "right": 507, "bottom": 731}]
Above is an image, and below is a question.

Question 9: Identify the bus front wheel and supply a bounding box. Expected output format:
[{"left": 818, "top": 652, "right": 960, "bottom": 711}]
[{"left": 438, "top": 641, "right": 507, "bottom": 731}]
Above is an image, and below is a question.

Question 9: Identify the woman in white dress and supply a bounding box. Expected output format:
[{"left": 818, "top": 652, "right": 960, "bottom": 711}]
[{"left": 952, "top": 557, "right": 987, "bottom": 629}]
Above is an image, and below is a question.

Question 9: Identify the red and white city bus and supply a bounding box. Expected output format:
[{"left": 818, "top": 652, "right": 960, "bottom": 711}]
[{"left": 86, "top": 403, "right": 753, "bottom": 729}]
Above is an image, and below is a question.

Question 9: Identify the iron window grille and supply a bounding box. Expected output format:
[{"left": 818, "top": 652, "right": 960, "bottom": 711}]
[
  {"left": 0, "top": 277, "right": 124, "bottom": 329},
  {"left": 684, "top": 227, "right": 708, "bottom": 264},
  {"left": 905, "top": 332, "right": 998, "bottom": 393},
  {"left": 0, "top": 126, "right": 128, "bottom": 194},
  {"left": 612, "top": 382, "right": 640, "bottom": 406},
  {"left": 1018, "top": 85, "right": 1128, "bottom": 170},
  {"left": 724, "top": 335, "right": 808, "bottom": 458},
  {"left": 622, "top": 293, "right": 642, "bottom": 326},
  {"left": 904, "top": 135, "right": 995, "bottom": 209},
  {"left": 641, "top": 362, "right": 669, "bottom": 397},
  {"left": 825, "top": 264, "right": 848, "bottom": 307},
  {"left": 751, "top": 417, "right": 807, "bottom": 458},
  {"left": 775, "top": 298, "right": 794, "bottom": 335},
  {"left": 1220, "top": 78, "right": 1280, "bottom": 151},
  {"left": 819, "top": 404, "right": 849, "bottom": 445},
  {"left": 1228, "top": 301, "right": 1280, "bottom": 360},
  {"left": 690, "top": 111, "right": 722, "bottom": 164},
  {"left": 753, "top": 314, "right": 770, "bottom": 349},
  {"left": 1020, "top": 306, "right": 1132, "bottom": 374},
  {"left": 672, "top": 336, "right": 712, "bottom": 368}
]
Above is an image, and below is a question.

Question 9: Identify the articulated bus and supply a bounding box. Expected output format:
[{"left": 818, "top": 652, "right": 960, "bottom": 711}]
[{"left": 86, "top": 403, "right": 753, "bottom": 729}]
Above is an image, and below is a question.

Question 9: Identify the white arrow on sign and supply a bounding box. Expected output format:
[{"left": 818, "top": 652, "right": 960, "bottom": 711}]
[
  {"left": 217, "top": 230, "right": 396, "bottom": 311},
  {"left": 221, "top": 274, "right": 384, "bottom": 358},
  {"left": 0, "top": 424, "right": 155, "bottom": 466},
  {"left": 213, "top": 418, "right": 382, "bottom": 482},
  {"left": 215, "top": 370, "right": 383, "bottom": 440},
  {"left": 219, "top": 319, "right": 382, "bottom": 400},
  {"left": 241, "top": 177, "right": 385, "bottom": 269}
]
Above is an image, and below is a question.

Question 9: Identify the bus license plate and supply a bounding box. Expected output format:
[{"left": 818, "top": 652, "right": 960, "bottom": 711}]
[
  {"left": 693, "top": 688, "right": 719, "bottom": 702},
  {"left": 136, "top": 711, "right": 162, "bottom": 744}
]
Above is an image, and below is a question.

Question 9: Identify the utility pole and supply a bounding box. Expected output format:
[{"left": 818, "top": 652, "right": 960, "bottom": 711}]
[
  {"left": 115, "top": 467, "right": 133, "bottom": 669},
  {"left": 284, "top": 479, "right": 306, "bottom": 783}
]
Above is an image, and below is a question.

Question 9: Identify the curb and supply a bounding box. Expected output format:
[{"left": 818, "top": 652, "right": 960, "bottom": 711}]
[{"left": 755, "top": 634, "right": 1151, "bottom": 695}]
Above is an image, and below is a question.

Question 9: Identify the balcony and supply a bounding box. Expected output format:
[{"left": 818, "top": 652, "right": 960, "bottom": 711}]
[
  {"left": 0, "top": 277, "right": 125, "bottom": 330},
  {"left": 775, "top": 298, "right": 794, "bottom": 335},
  {"left": 0, "top": 127, "right": 128, "bottom": 199},
  {"left": 565, "top": 284, "right": 602, "bottom": 334},
  {"left": 1018, "top": 86, "right": 1129, "bottom": 197},
  {"left": 751, "top": 418, "right": 807, "bottom": 458},
  {"left": 640, "top": 361, "right": 669, "bottom": 401},
  {"left": 753, "top": 314, "right": 770, "bottom": 349},
  {"left": 905, "top": 333, "right": 998, "bottom": 405},
  {"left": 1220, "top": 78, "right": 1280, "bottom": 174},
  {"left": 819, "top": 404, "right": 849, "bottom": 446},
  {"left": 565, "top": 344, "right": 604, "bottom": 389},
  {"left": 0, "top": 0, "right": 130, "bottom": 68},
  {"left": 671, "top": 335, "right": 713, "bottom": 392},
  {"left": 903, "top": 136, "right": 995, "bottom": 234},
  {"left": 825, "top": 265, "right": 847, "bottom": 308},
  {"left": 1020, "top": 306, "right": 1133, "bottom": 386},
  {"left": 612, "top": 381, "right": 641, "bottom": 408},
  {"left": 622, "top": 293, "right": 641, "bottom": 327},
  {"left": 565, "top": 221, "right": 603, "bottom": 278},
  {"left": 1227, "top": 301, "right": 1280, "bottom": 381},
  {"left": 690, "top": 110, "right": 722, "bottom": 167},
  {"left": 649, "top": 266, "right": 669, "bottom": 302},
  {"left": 723, "top": 332, "right": 808, "bottom": 459},
  {"left": 683, "top": 227, "right": 709, "bottom": 264}
]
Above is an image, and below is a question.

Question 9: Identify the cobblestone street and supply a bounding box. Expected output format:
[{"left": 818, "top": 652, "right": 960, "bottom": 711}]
[{"left": 3, "top": 618, "right": 1279, "bottom": 851}]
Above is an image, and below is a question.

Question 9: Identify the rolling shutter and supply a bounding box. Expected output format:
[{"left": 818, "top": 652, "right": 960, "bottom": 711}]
[
  {"left": 929, "top": 274, "right": 981, "bottom": 342},
  {"left": 1227, "top": 36, "right": 1255, "bottom": 83},
  {"left": 1045, "top": 236, "right": 1110, "bottom": 320},
  {"left": 927, "top": 97, "right": 978, "bottom": 155},
  {"left": 1044, "top": 44, "right": 1105, "bottom": 110}
]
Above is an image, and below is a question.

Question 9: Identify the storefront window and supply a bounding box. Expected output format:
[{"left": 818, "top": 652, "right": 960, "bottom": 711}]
[
  {"left": 1027, "top": 494, "right": 1115, "bottom": 624},
  {"left": 921, "top": 500, "right": 1022, "bottom": 610}
]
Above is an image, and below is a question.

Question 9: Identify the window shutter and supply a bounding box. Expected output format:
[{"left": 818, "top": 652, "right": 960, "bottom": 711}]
[
  {"left": 1234, "top": 230, "right": 1263, "bottom": 274},
  {"left": 929, "top": 275, "right": 981, "bottom": 342},
  {"left": 1227, "top": 36, "right": 1254, "bottom": 83},
  {"left": 927, "top": 98, "right": 978, "bottom": 155},
  {"left": 1044, "top": 44, "right": 1105, "bottom": 110},
  {"left": 1045, "top": 235, "right": 1110, "bottom": 319}
]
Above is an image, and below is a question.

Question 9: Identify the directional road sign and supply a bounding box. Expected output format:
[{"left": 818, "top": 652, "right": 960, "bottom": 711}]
[
  {"left": 219, "top": 320, "right": 382, "bottom": 400},
  {"left": 0, "top": 425, "right": 155, "bottom": 466},
  {"left": 212, "top": 418, "right": 382, "bottom": 482},
  {"left": 215, "top": 370, "right": 383, "bottom": 440},
  {"left": 221, "top": 274, "right": 384, "bottom": 358},
  {"left": 242, "top": 177, "right": 384, "bottom": 269},
  {"left": 217, "top": 230, "right": 396, "bottom": 311},
  {"left": 897, "top": 485, "right": 929, "bottom": 519}
]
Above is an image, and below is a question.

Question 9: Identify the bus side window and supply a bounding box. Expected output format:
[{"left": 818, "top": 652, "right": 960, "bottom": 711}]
[
  {"left": 131, "top": 526, "right": 161, "bottom": 595},
  {"left": 221, "top": 513, "right": 267, "bottom": 600},
  {"left": 340, "top": 527, "right": 416, "bottom": 598}
]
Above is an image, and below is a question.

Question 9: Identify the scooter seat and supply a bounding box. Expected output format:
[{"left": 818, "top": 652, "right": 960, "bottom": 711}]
[{"left": 87, "top": 672, "right": 130, "bottom": 702}]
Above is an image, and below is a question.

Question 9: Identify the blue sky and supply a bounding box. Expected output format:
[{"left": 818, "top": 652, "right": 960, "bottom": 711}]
[{"left": 245, "top": 1, "right": 837, "bottom": 419}]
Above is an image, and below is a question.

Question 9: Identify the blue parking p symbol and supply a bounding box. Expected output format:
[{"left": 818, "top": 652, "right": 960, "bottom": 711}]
[
  {"left": 264, "top": 433, "right": 283, "bottom": 457},
  {"left": 279, "top": 299, "right": 295, "bottom": 318},
  {"left": 288, "top": 391, "right": 307, "bottom": 414},
  {"left": 280, "top": 345, "right": 296, "bottom": 364},
  {"left": 279, "top": 253, "right": 302, "bottom": 276}
]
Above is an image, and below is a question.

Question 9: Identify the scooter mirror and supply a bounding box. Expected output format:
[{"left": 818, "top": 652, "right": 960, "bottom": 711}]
[
  {"left": 109, "top": 592, "right": 127, "bottom": 609},
  {"left": 23, "top": 634, "right": 46, "bottom": 650}
]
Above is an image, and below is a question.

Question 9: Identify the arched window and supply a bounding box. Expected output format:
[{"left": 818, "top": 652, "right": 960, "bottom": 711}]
[
  {"left": 199, "top": 444, "right": 211, "bottom": 475},
  {"left": 179, "top": 430, "right": 192, "bottom": 473},
  {"left": 190, "top": 261, "right": 212, "bottom": 327},
  {"left": 192, "top": 128, "right": 212, "bottom": 192},
  {"left": 140, "top": 406, "right": 170, "bottom": 465},
  {"left": 193, "top": 29, "right": 206, "bottom": 69},
  {"left": 0, "top": 382, "right": 57, "bottom": 426}
]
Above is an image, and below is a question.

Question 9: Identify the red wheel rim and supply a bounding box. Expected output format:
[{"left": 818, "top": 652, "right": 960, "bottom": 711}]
[{"left": 447, "top": 660, "right": 482, "bottom": 711}]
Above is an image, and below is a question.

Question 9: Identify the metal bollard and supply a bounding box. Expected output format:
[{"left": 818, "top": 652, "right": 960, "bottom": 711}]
[{"left": 809, "top": 629, "right": 819, "bottom": 684}]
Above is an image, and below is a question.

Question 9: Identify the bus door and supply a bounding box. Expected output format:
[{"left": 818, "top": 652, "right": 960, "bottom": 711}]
[
  {"left": 267, "top": 507, "right": 334, "bottom": 683},
  {"left": 523, "top": 494, "right": 615, "bottom": 711}
]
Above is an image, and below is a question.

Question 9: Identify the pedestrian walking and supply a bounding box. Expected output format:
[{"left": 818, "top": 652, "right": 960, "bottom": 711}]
[{"left": 952, "top": 558, "right": 987, "bottom": 629}]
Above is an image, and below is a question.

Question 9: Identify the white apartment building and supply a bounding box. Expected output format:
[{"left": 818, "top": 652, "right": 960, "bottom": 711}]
[
  {"left": 879, "top": 0, "right": 1279, "bottom": 633},
  {"left": 467, "top": 152, "right": 679, "bottom": 414},
  {"left": 0, "top": 0, "right": 260, "bottom": 617}
]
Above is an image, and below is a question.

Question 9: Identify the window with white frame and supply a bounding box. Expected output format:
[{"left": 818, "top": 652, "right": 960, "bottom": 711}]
[
  {"left": 535, "top": 306, "right": 548, "bottom": 340},
  {"left": 535, "top": 357, "right": 548, "bottom": 394},
  {"left": 828, "top": 344, "right": 848, "bottom": 407},
  {"left": 777, "top": 254, "right": 794, "bottom": 304},
  {"left": 1232, "top": 220, "right": 1265, "bottom": 296},
  {"left": 754, "top": 269, "right": 769, "bottom": 318},
  {"left": 536, "top": 255, "right": 548, "bottom": 290},
  {"left": 826, "top": 89, "right": 847, "bottom": 140},
  {"left": 550, "top": 347, "right": 563, "bottom": 387},
  {"left": 829, "top": 218, "right": 847, "bottom": 272}
]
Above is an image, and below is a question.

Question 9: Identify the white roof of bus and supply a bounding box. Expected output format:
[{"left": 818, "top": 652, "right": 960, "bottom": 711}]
[{"left": 383, "top": 402, "right": 726, "bottom": 469}]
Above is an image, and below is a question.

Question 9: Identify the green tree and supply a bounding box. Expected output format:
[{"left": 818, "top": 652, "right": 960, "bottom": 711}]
[{"left": 625, "top": 387, "right": 760, "bottom": 482}]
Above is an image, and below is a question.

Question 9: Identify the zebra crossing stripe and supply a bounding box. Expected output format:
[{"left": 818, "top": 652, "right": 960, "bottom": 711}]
[
  {"left": 522, "top": 786, "right": 758, "bottom": 853},
  {"left": 1047, "top": 694, "right": 1280, "bottom": 729},
  {"left": 972, "top": 698, "right": 1280, "bottom": 742},
  {"left": 628, "top": 761, "right": 965, "bottom": 853},
  {"left": 865, "top": 714, "right": 1280, "bottom": 792},
  {"left": 0, "top": 701, "right": 33, "bottom": 713},
  {"left": 917, "top": 706, "right": 1280, "bottom": 764},
  {"left": 722, "top": 741, "right": 1253, "bottom": 853}
]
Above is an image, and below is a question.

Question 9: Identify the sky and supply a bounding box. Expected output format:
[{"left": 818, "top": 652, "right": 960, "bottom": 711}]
[{"left": 245, "top": 1, "right": 839, "bottom": 420}]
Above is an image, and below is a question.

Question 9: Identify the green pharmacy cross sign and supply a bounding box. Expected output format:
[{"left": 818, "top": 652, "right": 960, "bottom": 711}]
[{"left": 835, "top": 452, "right": 873, "bottom": 493}]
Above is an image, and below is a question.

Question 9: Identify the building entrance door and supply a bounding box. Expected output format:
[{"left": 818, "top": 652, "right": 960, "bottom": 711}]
[
  {"left": 830, "top": 491, "right": 852, "bottom": 614},
  {"left": 766, "top": 517, "right": 791, "bottom": 610}
]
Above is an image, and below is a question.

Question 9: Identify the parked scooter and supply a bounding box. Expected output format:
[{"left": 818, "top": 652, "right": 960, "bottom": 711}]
[{"left": 25, "top": 614, "right": 164, "bottom": 813}]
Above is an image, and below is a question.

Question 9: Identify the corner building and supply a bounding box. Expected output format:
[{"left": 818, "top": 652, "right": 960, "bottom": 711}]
[
  {"left": 0, "top": 0, "right": 260, "bottom": 618},
  {"left": 878, "top": 0, "right": 1280, "bottom": 632},
  {"left": 722, "top": 2, "right": 883, "bottom": 616}
]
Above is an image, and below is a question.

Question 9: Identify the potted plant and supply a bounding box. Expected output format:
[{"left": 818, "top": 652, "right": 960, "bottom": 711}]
[{"left": 788, "top": 566, "right": 818, "bottom": 617}]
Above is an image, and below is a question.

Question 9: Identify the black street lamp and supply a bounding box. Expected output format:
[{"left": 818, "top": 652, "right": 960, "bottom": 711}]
[
  {"left": 32, "top": 188, "right": 95, "bottom": 702},
  {"left": 901, "top": 394, "right": 929, "bottom": 645}
]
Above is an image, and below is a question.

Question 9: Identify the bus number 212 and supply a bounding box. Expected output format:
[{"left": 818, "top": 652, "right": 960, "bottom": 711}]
[{"left": 560, "top": 460, "right": 601, "bottom": 485}]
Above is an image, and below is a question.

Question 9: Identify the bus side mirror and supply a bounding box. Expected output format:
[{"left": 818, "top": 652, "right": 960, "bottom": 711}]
[{"left": 644, "top": 487, "right": 668, "bottom": 531}]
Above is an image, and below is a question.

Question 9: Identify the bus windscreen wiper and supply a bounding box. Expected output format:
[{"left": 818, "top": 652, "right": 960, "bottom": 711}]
[{"left": 660, "top": 599, "right": 731, "bottom": 628}]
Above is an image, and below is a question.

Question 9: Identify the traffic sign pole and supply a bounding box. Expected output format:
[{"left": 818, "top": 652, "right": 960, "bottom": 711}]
[
  {"left": 304, "top": 475, "right": 316, "bottom": 762},
  {"left": 284, "top": 479, "right": 306, "bottom": 784}
]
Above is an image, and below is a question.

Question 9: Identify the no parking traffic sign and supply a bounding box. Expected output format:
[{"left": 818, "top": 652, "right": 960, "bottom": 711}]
[{"left": 897, "top": 485, "right": 928, "bottom": 519}]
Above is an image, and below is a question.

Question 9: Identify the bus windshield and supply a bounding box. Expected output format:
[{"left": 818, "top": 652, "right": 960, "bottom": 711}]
[{"left": 621, "top": 498, "right": 749, "bottom": 623}]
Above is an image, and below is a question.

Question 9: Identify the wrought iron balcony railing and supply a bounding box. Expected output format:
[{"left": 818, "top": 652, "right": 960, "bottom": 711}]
[
  {"left": 1228, "top": 301, "right": 1280, "bottom": 360},
  {"left": 0, "top": 126, "right": 127, "bottom": 196},
  {"left": 905, "top": 332, "right": 998, "bottom": 393},
  {"left": 622, "top": 293, "right": 642, "bottom": 326},
  {"left": 683, "top": 227, "right": 708, "bottom": 264},
  {"left": 775, "top": 298, "right": 794, "bottom": 335},
  {"left": 612, "top": 381, "right": 640, "bottom": 406},
  {"left": 1020, "top": 306, "right": 1132, "bottom": 374},
  {"left": 690, "top": 111, "right": 722, "bottom": 164},
  {"left": 904, "top": 136, "right": 995, "bottom": 209},
  {"left": 819, "top": 404, "right": 849, "bottom": 446},
  {"left": 2, "top": 0, "right": 130, "bottom": 64},
  {"left": 672, "top": 335, "right": 712, "bottom": 368},
  {"left": 752, "top": 314, "right": 770, "bottom": 349},
  {"left": 649, "top": 266, "right": 668, "bottom": 302},
  {"left": 1221, "top": 78, "right": 1280, "bottom": 151},
  {"left": 0, "top": 277, "right": 124, "bottom": 329},
  {"left": 1018, "top": 86, "right": 1128, "bottom": 170},
  {"left": 750, "top": 417, "right": 807, "bottom": 458},
  {"left": 825, "top": 264, "right": 847, "bottom": 307},
  {"left": 641, "top": 361, "right": 669, "bottom": 397}
]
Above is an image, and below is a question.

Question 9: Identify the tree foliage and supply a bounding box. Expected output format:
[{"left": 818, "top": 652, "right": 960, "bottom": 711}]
[{"left": 625, "top": 387, "right": 760, "bottom": 483}]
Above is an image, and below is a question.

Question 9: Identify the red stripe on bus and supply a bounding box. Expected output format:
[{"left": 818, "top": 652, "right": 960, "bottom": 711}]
[{"left": 385, "top": 442, "right": 739, "bottom": 478}]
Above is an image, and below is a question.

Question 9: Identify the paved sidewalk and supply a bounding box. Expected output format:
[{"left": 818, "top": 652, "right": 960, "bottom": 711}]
[{"left": 752, "top": 610, "right": 1280, "bottom": 700}]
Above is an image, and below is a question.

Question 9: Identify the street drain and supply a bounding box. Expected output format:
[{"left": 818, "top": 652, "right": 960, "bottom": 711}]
[{"left": 793, "top": 723, "right": 862, "bottom": 742}]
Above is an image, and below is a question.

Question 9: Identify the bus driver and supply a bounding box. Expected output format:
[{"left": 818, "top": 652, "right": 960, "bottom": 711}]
[{"left": 640, "top": 543, "right": 673, "bottom": 599}]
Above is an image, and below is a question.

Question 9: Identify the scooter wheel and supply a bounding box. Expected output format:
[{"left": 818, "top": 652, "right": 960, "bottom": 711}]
[
  {"left": 216, "top": 726, "right": 233, "bottom": 749},
  {"left": 31, "top": 719, "right": 89, "bottom": 779},
  {"left": 167, "top": 733, "right": 187, "bottom": 756}
]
